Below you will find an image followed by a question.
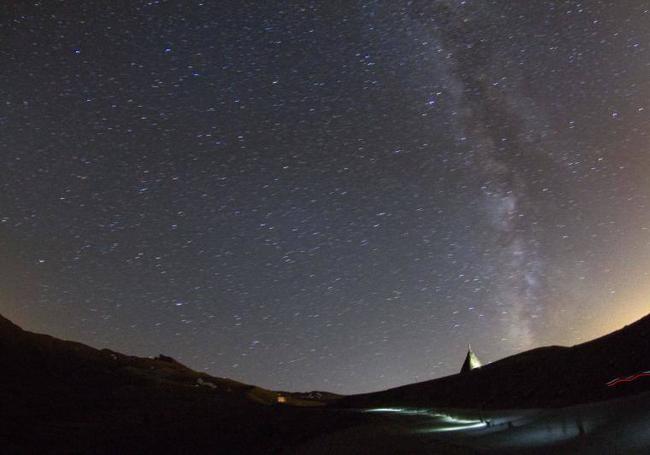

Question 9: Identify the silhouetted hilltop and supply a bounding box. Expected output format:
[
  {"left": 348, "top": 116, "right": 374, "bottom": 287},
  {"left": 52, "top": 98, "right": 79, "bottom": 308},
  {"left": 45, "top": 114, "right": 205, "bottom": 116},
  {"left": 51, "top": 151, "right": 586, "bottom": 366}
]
[
  {"left": 2, "top": 313, "right": 649, "bottom": 453},
  {"left": 342, "top": 313, "right": 650, "bottom": 410},
  {"left": 0, "top": 313, "right": 21, "bottom": 333},
  {"left": 0, "top": 314, "right": 356, "bottom": 453}
]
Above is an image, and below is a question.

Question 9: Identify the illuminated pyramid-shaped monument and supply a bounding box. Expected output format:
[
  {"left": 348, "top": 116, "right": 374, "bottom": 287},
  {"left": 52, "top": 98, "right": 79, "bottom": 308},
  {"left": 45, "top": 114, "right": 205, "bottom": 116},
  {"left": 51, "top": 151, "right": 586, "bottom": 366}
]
[{"left": 460, "top": 344, "right": 482, "bottom": 374}]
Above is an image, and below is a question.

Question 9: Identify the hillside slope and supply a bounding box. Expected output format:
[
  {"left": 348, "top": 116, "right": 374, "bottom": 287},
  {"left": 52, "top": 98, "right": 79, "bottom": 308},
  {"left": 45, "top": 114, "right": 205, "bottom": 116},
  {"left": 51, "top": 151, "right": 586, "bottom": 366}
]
[
  {"left": 2, "top": 312, "right": 649, "bottom": 453},
  {"left": 0, "top": 314, "right": 356, "bottom": 453},
  {"left": 342, "top": 314, "right": 650, "bottom": 410}
]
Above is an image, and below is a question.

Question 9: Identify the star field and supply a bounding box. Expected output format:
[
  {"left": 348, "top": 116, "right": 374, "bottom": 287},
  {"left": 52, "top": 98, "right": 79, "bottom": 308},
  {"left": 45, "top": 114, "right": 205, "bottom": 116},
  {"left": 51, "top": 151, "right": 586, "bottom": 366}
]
[{"left": 1, "top": 1, "right": 649, "bottom": 393}]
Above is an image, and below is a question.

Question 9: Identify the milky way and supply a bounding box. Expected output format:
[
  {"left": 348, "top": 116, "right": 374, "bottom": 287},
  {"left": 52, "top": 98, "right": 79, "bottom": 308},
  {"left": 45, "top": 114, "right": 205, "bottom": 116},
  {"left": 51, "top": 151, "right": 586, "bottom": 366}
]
[
  {"left": 1, "top": 1, "right": 649, "bottom": 393},
  {"left": 409, "top": 2, "right": 550, "bottom": 347}
]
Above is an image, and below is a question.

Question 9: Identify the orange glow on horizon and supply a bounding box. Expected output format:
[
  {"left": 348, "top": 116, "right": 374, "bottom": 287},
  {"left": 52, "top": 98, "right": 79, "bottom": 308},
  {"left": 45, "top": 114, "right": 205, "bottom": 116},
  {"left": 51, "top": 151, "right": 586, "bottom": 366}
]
[{"left": 584, "top": 288, "right": 650, "bottom": 342}]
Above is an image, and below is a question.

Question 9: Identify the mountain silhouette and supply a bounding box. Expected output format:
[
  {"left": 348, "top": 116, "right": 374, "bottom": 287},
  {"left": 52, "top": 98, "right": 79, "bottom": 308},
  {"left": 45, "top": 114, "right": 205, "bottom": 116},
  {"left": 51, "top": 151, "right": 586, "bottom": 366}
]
[
  {"left": 1, "top": 312, "right": 649, "bottom": 453},
  {"left": 342, "top": 313, "right": 650, "bottom": 410}
]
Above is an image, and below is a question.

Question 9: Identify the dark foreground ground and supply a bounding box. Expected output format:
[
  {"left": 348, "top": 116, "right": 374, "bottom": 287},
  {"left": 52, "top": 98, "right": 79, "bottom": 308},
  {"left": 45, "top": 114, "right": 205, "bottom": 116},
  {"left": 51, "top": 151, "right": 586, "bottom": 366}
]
[
  {"left": 294, "top": 391, "right": 650, "bottom": 454},
  {"left": 1, "top": 313, "right": 649, "bottom": 453}
]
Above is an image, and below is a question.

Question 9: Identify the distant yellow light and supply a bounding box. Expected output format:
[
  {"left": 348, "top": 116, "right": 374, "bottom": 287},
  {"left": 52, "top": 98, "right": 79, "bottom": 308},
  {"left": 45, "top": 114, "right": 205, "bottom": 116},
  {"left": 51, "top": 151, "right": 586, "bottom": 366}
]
[{"left": 277, "top": 395, "right": 287, "bottom": 403}]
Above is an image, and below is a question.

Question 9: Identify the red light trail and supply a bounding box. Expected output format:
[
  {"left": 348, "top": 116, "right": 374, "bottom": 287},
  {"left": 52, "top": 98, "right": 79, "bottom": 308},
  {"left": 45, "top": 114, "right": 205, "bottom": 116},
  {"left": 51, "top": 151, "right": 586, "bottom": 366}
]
[{"left": 606, "top": 371, "right": 650, "bottom": 387}]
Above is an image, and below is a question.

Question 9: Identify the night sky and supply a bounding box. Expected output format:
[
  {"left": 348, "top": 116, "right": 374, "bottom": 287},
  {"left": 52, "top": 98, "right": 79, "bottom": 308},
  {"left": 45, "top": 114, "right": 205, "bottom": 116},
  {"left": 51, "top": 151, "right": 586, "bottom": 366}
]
[{"left": 2, "top": 1, "right": 649, "bottom": 394}]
